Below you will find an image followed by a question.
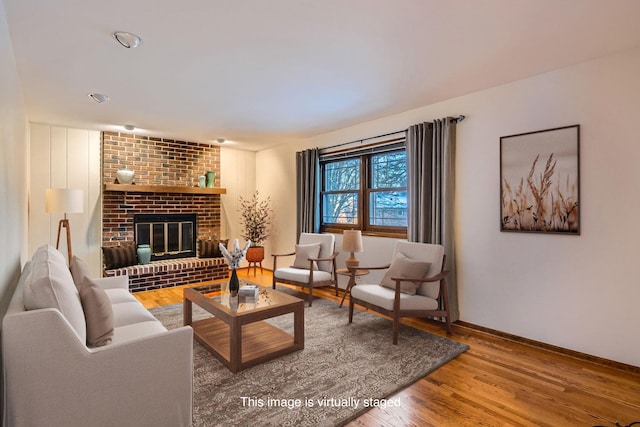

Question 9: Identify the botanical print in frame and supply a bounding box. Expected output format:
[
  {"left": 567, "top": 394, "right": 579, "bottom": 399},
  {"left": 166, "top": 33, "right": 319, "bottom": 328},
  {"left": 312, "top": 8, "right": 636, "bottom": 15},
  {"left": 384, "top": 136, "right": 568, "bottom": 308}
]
[{"left": 500, "top": 125, "right": 580, "bottom": 234}]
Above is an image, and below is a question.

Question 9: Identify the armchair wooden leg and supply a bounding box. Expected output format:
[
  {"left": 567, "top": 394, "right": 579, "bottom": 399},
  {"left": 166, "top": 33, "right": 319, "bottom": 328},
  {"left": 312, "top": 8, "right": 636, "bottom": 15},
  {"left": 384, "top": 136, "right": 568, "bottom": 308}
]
[
  {"left": 392, "top": 313, "right": 400, "bottom": 345},
  {"left": 348, "top": 299, "right": 354, "bottom": 323},
  {"left": 307, "top": 285, "right": 313, "bottom": 307}
]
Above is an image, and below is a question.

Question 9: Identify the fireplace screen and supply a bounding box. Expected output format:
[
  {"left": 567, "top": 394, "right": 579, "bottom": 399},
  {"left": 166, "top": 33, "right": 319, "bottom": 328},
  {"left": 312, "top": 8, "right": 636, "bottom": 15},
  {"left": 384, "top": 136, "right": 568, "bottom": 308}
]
[{"left": 134, "top": 214, "right": 197, "bottom": 261}]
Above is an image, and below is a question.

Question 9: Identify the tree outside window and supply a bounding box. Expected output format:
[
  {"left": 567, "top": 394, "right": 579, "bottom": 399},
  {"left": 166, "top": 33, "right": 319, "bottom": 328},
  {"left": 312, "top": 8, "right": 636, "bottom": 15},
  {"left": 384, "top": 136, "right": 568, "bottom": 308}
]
[{"left": 322, "top": 158, "right": 360, "bottom": 225}]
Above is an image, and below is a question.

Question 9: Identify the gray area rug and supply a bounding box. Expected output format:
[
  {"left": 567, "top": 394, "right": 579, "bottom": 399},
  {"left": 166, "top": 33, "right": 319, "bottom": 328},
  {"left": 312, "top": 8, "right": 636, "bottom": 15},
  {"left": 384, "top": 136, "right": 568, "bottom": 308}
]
[{"left": 151, "top": 288, "right": 468, "bottom": 426}]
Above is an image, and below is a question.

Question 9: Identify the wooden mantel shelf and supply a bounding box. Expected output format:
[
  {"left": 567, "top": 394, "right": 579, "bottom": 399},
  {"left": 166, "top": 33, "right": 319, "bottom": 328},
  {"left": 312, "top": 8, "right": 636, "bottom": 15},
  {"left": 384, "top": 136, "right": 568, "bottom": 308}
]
[{"left": 104, "top": 184, "right": 227, "bottom": 195}]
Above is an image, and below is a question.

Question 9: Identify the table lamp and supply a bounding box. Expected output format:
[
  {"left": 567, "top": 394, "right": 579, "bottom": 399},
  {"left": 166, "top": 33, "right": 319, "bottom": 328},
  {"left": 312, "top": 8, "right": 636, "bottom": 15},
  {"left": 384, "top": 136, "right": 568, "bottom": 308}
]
[
  {"left": 46, "top": 188, "right": 83, "bottom": 262},
  {"left": 342, "top": 230, "right": 363, "bottom": 269}
]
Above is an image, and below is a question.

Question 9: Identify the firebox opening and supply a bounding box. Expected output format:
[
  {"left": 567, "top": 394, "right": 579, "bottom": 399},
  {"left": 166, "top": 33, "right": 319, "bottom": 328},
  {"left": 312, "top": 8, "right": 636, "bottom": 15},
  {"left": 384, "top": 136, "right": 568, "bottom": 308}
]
[{"left": 134, "top": 214, "right": 197, "bottom": 261}]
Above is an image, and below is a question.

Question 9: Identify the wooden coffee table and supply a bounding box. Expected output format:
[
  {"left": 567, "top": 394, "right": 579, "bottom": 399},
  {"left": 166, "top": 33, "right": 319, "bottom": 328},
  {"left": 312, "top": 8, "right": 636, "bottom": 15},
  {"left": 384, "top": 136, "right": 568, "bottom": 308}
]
[{"left": 183, "top": 284, "right": 304, "bottom": 373}]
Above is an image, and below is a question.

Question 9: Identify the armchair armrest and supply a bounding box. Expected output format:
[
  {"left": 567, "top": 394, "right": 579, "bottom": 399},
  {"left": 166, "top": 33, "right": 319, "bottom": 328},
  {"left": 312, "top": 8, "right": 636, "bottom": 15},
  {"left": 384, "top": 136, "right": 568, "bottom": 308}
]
[
  {"left": 390, "top": 270, "right": 450, "bottom": 285},
  {"left": 390, "top": 270, "right": 450, "bottom": 309},
  {"left": 346, "top": 265, "right": 390, "bottom": 280},
  {"left": 309, "top": 251, "right": 339, "bottom": 262},
  {"left": 272, "top": 251, "right": 296, "bottom": 258},
  {"left": 345, "top": 264, "right": 391, "bottom": 287},
  {"left": 272, "top": 251, "right": 296, "bottom": 273},
  {"left": 348, "top": 264, "right": 391, "bottom": 273}
]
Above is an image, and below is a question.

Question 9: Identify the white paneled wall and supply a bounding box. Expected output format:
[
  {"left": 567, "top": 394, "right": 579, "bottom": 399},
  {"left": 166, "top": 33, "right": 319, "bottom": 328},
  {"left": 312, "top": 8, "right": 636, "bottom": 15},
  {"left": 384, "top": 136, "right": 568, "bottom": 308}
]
[{"left": 29, "top": 123, "right": 102, "bottom": 276}]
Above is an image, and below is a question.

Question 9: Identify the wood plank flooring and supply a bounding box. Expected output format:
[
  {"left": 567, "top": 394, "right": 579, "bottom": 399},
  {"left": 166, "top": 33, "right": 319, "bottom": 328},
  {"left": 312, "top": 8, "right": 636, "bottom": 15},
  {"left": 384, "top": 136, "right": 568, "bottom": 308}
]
[{"left": 135, "top": 269, "right": 640, "bottom": 426}]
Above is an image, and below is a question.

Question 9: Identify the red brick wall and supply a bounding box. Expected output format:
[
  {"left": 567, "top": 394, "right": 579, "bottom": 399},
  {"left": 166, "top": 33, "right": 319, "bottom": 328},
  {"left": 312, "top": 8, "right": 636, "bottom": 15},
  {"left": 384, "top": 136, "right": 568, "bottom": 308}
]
[
  {"left": 101, "top": 132, "right": 226, "bottom": 289},
  {"left": 103, "top": 131, "right": 220, "bottom": 187},
  {"left": 102, "top": 192, "right": 222, "bottom": 245},
  {"left": 102, "top": 131, "right": 222, "bottom": 245}
]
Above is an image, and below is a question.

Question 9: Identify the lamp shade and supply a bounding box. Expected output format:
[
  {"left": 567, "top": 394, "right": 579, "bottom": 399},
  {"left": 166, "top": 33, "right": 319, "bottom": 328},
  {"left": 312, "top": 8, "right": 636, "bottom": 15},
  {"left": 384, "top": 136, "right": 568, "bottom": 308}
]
[
  {"left": 342, "top": 230, "right": 363, "bottom": 253},
  {"left": 45, "top": 189, "right": 84, "bottom": 214}
]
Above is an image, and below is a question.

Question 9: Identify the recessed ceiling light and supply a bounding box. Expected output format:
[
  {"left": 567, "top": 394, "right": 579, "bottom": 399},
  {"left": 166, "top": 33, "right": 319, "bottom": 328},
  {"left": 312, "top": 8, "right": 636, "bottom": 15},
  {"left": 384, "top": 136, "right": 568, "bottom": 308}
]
[
  {"left": 88, "top": 93, "right": 110, "bottom": 103},
  {"left": 216, "top": 138, "right": 225, "bottom": 143},
  {"left": 123, "top": 124, "right": 135, "bottom": 131},
  {"left": 113, "top": 31, "right": 143, "bottom": 49}
]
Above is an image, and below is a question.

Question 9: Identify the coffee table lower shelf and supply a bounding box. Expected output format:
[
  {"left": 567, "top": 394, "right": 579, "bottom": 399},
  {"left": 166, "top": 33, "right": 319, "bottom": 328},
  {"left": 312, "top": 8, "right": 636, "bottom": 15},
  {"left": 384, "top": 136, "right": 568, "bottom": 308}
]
[{"left": 192, "top": 317, "right": 301, "bottom": 373}]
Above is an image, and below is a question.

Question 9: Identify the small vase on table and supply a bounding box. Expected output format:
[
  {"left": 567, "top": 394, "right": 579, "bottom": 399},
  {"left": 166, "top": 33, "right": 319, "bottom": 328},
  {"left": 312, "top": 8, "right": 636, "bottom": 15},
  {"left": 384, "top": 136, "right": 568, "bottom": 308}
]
[
  {"left": 229, "top": 268, "right": 240, "bottom": 297},
  {"left": 219, "top": 239, "right": 251, "bottom": 298}
]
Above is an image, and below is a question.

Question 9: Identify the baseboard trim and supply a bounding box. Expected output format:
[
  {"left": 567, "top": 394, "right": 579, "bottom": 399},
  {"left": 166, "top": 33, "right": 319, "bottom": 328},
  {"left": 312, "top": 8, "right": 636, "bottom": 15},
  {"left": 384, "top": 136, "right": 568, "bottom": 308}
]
[{"left": 455, "top": 320, "right": 640, "bottom": 374}]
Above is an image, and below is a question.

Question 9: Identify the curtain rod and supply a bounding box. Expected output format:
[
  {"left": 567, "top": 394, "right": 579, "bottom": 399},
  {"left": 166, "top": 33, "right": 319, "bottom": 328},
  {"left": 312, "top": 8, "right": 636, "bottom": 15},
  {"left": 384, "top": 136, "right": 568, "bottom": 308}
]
[{"left": 321, "top": 115, "right": 465, "bottom": 151}]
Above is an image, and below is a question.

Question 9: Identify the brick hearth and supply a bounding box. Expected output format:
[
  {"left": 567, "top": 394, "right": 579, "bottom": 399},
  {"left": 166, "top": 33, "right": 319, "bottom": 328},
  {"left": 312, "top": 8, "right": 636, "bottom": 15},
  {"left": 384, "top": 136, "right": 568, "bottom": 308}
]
[{"left": 105, "top": 257, "right": 229, "bottom": 292}]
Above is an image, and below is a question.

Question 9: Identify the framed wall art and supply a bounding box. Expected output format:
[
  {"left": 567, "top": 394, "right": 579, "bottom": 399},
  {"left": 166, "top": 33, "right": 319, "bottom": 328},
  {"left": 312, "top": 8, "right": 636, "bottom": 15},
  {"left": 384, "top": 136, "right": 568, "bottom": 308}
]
[{"left": 500, "top": 124, "right": 580, "bottom": 235}]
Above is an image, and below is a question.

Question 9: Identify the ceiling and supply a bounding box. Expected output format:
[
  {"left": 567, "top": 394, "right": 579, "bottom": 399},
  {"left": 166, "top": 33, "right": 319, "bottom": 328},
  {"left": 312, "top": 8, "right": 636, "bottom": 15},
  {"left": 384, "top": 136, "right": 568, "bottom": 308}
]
[{"left": 4, "top": 0, "right": 640, "bottom": 151}]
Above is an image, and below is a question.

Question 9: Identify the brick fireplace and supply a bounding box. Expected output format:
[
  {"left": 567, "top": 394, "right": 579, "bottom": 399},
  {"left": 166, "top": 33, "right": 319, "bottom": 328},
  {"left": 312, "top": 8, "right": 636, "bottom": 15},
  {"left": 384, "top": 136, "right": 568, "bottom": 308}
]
[{"left": 102, "top": 131, "right": 227, "bottom": 291}]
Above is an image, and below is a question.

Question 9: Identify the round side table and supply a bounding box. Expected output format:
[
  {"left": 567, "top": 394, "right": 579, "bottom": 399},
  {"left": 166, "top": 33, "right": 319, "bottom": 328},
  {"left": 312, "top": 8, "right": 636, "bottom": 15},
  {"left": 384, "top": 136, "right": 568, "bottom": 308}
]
[{"left": 335, "top": 268, "right": 369, "bottom": 307}]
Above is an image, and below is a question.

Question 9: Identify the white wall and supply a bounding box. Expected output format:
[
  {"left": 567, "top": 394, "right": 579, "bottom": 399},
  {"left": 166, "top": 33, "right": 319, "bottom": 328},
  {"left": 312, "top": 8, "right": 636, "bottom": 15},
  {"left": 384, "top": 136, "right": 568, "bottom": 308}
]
[
  {"left": 29, "top": 124, "right": 102, "bottom": 276},
  {"left": 220, "top": 147, "right": 257, "bottom": 265},
  {"left": 0, "top": 1, "right": 28, "bottom": 315},
  {"left": 258, "top": 47, "right": 640, "bottom": 367},
  {"left": 255, "top": 144, "right": 301, "bottom": 269}
]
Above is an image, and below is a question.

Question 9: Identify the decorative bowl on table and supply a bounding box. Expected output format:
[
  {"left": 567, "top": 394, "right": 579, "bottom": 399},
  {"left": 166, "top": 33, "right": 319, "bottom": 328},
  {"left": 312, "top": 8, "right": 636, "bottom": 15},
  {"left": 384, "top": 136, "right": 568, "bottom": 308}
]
[{"left": 116, "top": 169, "right": 135, "bottom": 184}]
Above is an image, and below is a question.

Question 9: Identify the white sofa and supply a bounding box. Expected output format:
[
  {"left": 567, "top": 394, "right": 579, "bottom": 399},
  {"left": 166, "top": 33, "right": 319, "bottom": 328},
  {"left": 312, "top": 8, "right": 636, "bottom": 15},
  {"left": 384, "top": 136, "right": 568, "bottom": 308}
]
[{"left": 2, "top": 245, "right": 193, "bottom": 427}]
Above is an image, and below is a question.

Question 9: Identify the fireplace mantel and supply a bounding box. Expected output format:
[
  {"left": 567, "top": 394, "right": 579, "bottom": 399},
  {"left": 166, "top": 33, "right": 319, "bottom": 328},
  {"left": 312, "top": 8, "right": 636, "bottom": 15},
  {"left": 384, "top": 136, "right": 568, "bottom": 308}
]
[{"left": 104, "top": 184, "right": 227, "bottom": 195}]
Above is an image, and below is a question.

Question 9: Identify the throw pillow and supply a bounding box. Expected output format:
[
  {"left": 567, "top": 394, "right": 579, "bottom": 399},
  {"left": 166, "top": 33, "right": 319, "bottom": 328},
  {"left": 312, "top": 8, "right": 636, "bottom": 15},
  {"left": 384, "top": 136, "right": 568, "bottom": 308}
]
[
  {"left": 78, "top": 277, "right": 114, "bottom": 347},
  {"left": 69, "top": 255, "right": 91, "bottom": 287},
  {"left": 292, "top": 243, "right": 321, "bottom": 270},
  {"left": 23, "top": 244, "right": 87, "bottom": 344},
  {"left": 198, "top": 239, "right": 228, "bottom": 258},
  {"left": 102, "top": 242, "right": 137, "bottom": 270},
  {"left": 380, "top": 252, "right": 432, "bottom": 295}
]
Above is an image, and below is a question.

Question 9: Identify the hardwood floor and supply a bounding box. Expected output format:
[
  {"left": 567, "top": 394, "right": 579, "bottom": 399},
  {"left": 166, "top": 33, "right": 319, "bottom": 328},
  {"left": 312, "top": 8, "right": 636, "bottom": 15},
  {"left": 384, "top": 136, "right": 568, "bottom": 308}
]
[{"left": 135, "top": 269, "right": 640, "bottom": 427}]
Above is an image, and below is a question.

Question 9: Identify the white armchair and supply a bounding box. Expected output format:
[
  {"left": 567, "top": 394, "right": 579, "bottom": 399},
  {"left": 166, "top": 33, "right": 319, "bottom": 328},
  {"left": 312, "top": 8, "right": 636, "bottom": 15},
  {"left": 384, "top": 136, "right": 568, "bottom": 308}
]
[
  {"left": 272, "top": 233, "right": 338, "bottom": 306},
  {"left": 348, "top": 241, "right": 451, "bottom": 344}
]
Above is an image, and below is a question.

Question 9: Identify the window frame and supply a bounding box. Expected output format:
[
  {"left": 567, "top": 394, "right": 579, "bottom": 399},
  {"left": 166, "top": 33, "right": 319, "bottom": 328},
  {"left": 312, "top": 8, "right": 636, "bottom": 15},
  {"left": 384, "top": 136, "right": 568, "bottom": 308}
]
[{"left": 320, "top": 146, "right": 408, "bottom": 238}]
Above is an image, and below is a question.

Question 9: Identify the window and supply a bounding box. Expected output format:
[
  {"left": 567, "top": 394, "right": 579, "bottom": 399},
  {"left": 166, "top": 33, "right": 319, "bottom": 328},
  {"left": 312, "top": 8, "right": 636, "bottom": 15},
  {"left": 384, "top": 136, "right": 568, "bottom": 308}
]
[
  {"left": 321, "top": 145, "right": 407, "bottom": 236},
  {"left": 369, "top": 151, "right": 408, "bottom": 227}
]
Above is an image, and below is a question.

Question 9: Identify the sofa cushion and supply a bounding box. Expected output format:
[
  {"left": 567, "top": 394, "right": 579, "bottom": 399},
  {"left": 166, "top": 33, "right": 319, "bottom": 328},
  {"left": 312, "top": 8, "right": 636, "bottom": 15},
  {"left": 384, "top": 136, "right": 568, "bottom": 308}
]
[
  {"left": 292, "top": 243, "right": 321, "bottom": 270},
  {"left": 274, "top": 267, "right": 332, "bottom": 283},
  {"left": 78, "top": 277, "right": 114, "bottom": 347},
  {"left": 111, "top": 302, "right": 159, "bottom": 328},
  {"left": 102, "top": 243, "right": 137, "bottom": 269},
  {"left": 198, "top": 239, "right": 228, "bottom": 258},
  {"left": 104, "top": 288, "right": 138, "bottom": 304},
  {"left": 23, "top": 244, "right": 87, "bottom": 343},
  {"left": 110, "top": 321, "right": 168, "bottom": 346},
  {"left": 351, "top": 284, "right": 439, "bottom": 311},
  {"left": 380, "top": 252, "right": 431, "bottom": 295}
]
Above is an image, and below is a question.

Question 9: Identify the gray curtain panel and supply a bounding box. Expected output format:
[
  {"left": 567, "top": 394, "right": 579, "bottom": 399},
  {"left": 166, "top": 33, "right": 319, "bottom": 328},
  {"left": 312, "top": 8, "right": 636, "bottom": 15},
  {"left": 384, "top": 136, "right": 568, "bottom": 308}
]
[
  {"left": 296, "top": 148, "right": 319, "bottom": 236},
  {"left": 406, "top": 119, "right": 459, "bottom": 321}
]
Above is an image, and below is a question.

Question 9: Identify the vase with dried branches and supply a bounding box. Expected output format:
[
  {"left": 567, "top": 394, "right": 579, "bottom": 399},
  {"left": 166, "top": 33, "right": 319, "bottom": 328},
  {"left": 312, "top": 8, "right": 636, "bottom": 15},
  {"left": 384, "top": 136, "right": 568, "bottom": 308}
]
[{"left": 239, "top": 191, "right": 272, "bottom": 263}]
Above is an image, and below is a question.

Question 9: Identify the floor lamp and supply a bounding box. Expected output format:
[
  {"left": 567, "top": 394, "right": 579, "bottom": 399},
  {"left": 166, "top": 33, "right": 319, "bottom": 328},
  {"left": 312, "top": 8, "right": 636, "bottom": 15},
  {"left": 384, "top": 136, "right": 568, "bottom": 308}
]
[{"left": 46, "top": 188, "right": 83, "bottom": 263}]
